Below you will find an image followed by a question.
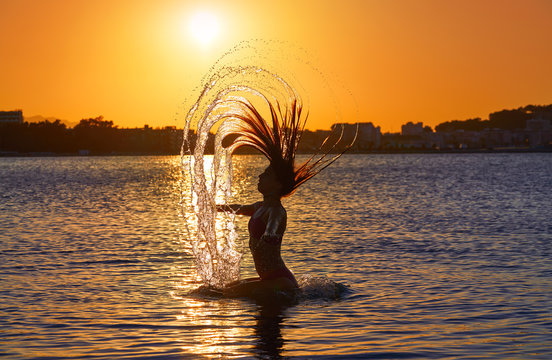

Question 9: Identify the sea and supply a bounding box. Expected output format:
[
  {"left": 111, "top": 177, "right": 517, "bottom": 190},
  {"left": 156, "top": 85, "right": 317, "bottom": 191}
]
[{"left": 1, "top": 153, "right": 551, "bottom": 359}]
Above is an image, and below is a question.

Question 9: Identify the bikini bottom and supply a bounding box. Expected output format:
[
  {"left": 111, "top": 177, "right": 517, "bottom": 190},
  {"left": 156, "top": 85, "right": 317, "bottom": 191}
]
[{"left": 260, "top": 266, "right": 298, "bottom": 287}]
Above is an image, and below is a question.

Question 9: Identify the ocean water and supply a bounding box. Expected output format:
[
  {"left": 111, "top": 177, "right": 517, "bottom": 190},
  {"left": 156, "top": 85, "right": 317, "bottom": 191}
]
[{"left": 1, "top": 154, "right": 551, "bottom": 359}]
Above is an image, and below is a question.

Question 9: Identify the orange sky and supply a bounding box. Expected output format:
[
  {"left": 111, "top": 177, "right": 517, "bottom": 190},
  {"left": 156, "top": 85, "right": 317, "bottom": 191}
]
[{"left": 1, "top": 0, "right": 551, "bottom": 132}]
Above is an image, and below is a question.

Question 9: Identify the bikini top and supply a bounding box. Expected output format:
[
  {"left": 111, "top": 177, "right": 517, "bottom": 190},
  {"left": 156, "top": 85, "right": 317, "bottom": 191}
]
[
  {"left": 248, "top": 215, "right": 283, "bottom": 245},
  {"left": 248, "top": 209, "right": 286, "bottom": 277}
]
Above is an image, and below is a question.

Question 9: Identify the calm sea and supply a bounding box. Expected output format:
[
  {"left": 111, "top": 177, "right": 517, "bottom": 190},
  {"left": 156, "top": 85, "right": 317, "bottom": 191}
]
[{"left": 1, "top": 154, "right": 551, "bottom": 359}]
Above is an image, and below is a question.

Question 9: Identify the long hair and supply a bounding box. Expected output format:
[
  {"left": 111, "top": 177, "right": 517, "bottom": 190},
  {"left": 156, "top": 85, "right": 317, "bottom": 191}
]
[{"left": 216, "top": 93, "right": 354, "bottom": 197}]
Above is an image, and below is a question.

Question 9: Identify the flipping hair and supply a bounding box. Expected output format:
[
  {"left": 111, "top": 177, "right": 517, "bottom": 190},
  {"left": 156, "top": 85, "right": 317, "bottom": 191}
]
[{"left": 217, "top": 93, "right": 353, "bottom": 197}]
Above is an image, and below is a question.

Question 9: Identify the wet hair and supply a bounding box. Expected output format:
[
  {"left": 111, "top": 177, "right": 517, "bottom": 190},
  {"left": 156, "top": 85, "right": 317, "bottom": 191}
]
[{"left": 219, "top": 94, "right": 353, "bottom": 197}]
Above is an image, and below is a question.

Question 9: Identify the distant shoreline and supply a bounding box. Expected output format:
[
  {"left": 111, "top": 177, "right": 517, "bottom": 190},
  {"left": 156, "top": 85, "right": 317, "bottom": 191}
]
[{"left": 2, "top": 147, "right": 551, "bottom": 157}]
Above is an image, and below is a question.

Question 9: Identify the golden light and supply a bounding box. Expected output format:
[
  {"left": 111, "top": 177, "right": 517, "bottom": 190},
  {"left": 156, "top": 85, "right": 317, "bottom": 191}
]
[{"left": 188, "top": 11, "right": 220, "bottom": 47}]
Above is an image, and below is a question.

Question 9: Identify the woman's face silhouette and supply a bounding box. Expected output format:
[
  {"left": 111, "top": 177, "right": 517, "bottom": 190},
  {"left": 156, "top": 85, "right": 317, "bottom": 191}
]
[{"left": 257, "top": 166, "right": 282, "bottom": 196}]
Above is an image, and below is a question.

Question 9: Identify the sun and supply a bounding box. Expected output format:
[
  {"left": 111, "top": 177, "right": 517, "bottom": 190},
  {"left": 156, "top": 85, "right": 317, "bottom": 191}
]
[{"left": 188, "top": 11, "right": 220, "bottom": 47}]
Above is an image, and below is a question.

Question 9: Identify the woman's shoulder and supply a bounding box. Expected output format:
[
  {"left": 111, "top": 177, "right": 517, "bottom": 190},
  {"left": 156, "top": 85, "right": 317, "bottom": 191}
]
[
  {"left": 262, "top": 203, "right": 286, "bottom": 219},
  {"left": 252, "top": 201, "right": 264, "bottom": 211}
]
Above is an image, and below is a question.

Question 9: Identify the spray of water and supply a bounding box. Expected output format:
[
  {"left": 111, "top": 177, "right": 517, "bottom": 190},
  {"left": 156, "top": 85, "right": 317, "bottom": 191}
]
[
  {"left": 180, "top": 66, "right": 300, "bottom": 289},
  {"left": 180, "top": 41, "right": 359, "bottom": 290}
]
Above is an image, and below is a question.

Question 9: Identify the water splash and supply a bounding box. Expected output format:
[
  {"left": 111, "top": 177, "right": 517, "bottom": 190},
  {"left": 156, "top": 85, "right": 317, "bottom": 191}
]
[
  {"left": 296, "top": 274, "right": 350, "bottom": 301},
  {"left": 180, "top": 41, "right": 358, "bottom": 289},
  {"left": 188, "top": 274, "right": 351, "bottom": 303},
  {"left": 180, "top": 65, "right": 300, "bottom": 289}
]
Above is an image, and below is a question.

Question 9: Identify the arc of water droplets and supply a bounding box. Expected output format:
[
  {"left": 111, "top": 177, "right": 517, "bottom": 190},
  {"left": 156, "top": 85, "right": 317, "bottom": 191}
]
[
  {"left": 181, "top": 66, "right": 299, "bottom": 289},
  {"left": 180, "top": 61, "right": 357, "bottom": 289}
]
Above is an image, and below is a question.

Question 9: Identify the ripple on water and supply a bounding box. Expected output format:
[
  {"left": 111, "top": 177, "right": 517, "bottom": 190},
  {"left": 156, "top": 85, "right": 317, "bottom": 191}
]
[{"left": 1, "top": 154, "right": 551, "bottom": 359}]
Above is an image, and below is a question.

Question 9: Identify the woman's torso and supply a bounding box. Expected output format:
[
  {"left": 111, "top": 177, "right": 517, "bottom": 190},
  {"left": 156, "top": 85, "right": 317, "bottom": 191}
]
[{"left": 248, "top": 205, "right": 288, "bottom": 279}]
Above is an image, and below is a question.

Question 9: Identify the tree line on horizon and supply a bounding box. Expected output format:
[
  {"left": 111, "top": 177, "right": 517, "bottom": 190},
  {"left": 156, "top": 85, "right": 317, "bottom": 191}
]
[
  {"left": 1, "top": 104, "right": 551, "bottom": 155},
  {"left": 0, "top": 116, "right": 184, "bottom": 155},
  {"left": 434, "top": 104, "right": 552, "bottom": 132}
]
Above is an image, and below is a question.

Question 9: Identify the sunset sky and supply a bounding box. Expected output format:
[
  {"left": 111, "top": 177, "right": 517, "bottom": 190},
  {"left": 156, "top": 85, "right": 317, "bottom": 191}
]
[{"left": 1, "top": 0, "right": 551, "bottom": 132}]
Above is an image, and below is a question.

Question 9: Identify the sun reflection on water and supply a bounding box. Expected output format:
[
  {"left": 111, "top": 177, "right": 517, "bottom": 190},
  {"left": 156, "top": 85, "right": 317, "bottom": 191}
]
[
  {"left": 170, "top": 289, "right": 256, "bottom": 358},
  {"left": 180, "top": 153, "right": 267, "bottom": 287},
  {"left": 174, "top": 154, "right": 286, "bottom": 357}
]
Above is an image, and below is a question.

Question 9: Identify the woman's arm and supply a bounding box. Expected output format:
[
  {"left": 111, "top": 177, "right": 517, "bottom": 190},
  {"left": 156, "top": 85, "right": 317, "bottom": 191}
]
[
  {"left": 250, "top": 206, "right": 287, "bottom": 250},
  {"left": 217, "top": 202, "right": 262, "bottom": 216},
  {"left": 262, "top": 206, "right": 287, "bottom": 237}
]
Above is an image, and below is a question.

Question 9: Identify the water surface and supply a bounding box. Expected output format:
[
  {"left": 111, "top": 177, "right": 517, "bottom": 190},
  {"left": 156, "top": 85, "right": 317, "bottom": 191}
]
[{"left": 1, "top": 154, "right": 551, "bottom": 359}]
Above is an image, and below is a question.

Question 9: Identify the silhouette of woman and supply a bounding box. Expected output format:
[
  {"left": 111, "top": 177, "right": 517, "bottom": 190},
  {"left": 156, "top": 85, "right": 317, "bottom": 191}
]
[{"left": 216, "top": 96, "right": 351, "bottom": 297}]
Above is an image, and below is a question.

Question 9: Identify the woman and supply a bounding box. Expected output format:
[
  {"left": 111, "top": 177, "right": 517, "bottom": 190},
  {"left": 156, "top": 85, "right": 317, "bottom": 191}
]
[
  {"left": 218, "top": 165, "right": 298, "bottom": 297},
  {"left": 214, "top": 98, "right": 353, "bottom": 298}
]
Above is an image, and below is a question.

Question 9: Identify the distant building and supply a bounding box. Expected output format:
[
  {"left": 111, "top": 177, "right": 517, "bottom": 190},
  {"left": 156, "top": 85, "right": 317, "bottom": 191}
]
[
  {"left": 443, "top": 130, "right": 483, "bottom": 149},
  {"left": 0, "top": 110, "right": 23, "bottom": 124},
  {"left": 331, "top": 122, "right": 381, "bottom": 150},
  {"left": 426, "top": 132, "right": 445, "bottom": 149},
  {"left": 396, "top": 122, "right": 441, "bottom": 149},
  {"left": 526, "top": 118, "right": 551, "bottom": 131},
  {"left": 357, "top": 122, "right": 381, "bottom": 149},
  {"left": 525, "top": 118, "right": 552, "bottom": 148}
]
